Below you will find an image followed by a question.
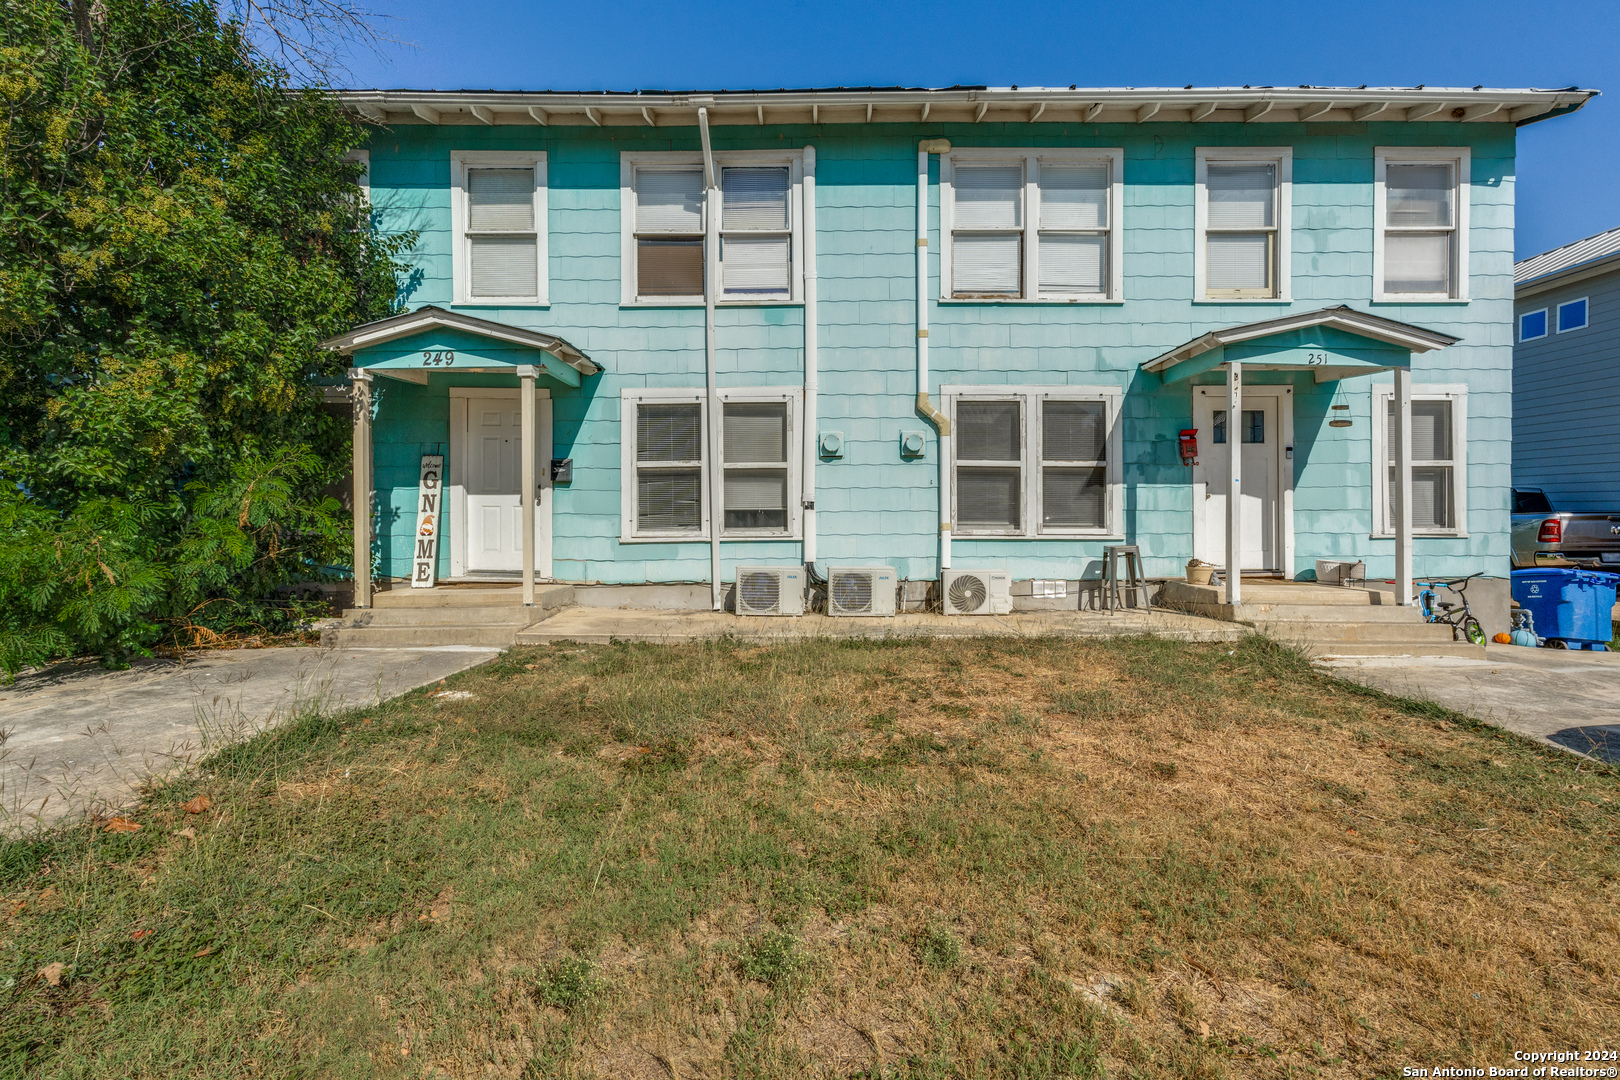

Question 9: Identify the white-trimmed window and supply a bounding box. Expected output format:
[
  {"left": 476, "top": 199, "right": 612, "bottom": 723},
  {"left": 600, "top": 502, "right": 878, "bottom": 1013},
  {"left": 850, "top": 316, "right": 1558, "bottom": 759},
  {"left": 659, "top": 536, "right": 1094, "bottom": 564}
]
[
  {"left": 1557, "top": 297, "right": 1589, "bottom": 333},
  {"left": 942, "top": 385, "right": 1123, "bottom": 536},
  {"left": 1519, "top": 308, "right": 1548, "bottom": 342},
  {"left": 1374, "top": 147, "right": 1469, "bottom": 302},
  {"left": 1372, "top": 383, "right": 1468, "bottom": 537},
  {"left": 1195, "top": 147, "right": 1291, "bottom": 301},
  {"left": 620, "top": 152, "right": 803, "bottom": 305},
  {"left": 620, "top": 387, "right": 802, "bottom": 541},
  {"left": 451, "top": 151, "right": 547, "bottom": 305},
  {"left": 939, "top": 149, "right": 1124, "bottom": 302}
]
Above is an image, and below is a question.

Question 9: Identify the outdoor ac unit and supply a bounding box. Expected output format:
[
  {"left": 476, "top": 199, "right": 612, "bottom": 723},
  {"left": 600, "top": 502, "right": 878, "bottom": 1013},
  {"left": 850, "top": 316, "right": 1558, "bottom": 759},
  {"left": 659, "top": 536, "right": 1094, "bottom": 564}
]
[
  {"left": 942, "top": 569, "right": 1014, "bottom": 616},
  {"left": 826, "top": 566, "right": 898, "bottom": 617},
  {"left": 734, "top": 566, "right": 806, "bottom": 616}
]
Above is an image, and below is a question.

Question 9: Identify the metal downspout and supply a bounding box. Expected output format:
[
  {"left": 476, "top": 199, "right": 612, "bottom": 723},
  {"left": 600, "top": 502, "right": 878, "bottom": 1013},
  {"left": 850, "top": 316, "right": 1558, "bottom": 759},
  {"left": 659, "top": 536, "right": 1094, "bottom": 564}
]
[
  {"left": 700, "top": 108, "right": 722, "bottom": 610},
  {"left": 917, "top": 141, "right": 952, "bottom": 572},
  {"left": 802, "top": 145, "right": 818, "bottom": 570}
]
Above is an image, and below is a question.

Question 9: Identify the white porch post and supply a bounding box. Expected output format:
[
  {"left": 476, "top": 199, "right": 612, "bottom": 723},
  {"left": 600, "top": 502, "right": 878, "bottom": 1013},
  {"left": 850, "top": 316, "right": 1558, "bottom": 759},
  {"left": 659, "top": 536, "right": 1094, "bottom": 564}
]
[
  {"left": 1393, "top": 367, "right": 1414, "bottom": 605},
  {"left": 349, "top": 368, "right": 374, "bottom": 609},
  {"left": 519, "top": 365, "right": 537, "bottom": 608},
  {"left": 1225, "top": 361, "right": 1243, "bottom": 605}
]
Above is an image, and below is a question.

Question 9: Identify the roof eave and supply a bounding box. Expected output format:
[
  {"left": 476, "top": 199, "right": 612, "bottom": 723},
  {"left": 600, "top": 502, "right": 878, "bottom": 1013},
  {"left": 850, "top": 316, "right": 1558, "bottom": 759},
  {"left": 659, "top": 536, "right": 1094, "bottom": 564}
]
[
  {"left": 321, "top": 306, "right": 599, "bottom": 374},
  {"left": 1142, "top": 307, "right": 1460, "bottom": 371}
]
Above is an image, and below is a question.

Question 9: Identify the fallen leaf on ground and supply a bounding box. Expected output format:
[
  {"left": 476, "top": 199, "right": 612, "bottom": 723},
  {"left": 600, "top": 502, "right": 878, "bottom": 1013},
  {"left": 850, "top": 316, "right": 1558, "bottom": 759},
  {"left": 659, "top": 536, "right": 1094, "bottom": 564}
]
[
  {"left": 104, "top": 817, "right": 141, "bottom": 833},
  {"left": 175, "top": 826, "right": 196, "bottom": 839},
  {"left": 131, "top": 929, "right": 152, "bottom": 941},
  {"left": 193, "top": 946, "right": 214, "bottom": 958},
  {"left": 181, "top": 796, "right": 213, "bottom": 814},
  {"left": 39, "top": 963, "right": 64, "bottom": 987},
  {"left": 1198, "top": 1021, "right": 1210, "bottom": 1038}
]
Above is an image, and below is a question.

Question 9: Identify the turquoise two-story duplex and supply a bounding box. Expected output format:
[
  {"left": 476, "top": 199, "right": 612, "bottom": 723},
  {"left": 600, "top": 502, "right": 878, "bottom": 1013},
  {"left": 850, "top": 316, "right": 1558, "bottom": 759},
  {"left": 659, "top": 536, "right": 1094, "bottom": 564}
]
[{"left": 322, "top": 84, "right": 1592, "bottom": 616}]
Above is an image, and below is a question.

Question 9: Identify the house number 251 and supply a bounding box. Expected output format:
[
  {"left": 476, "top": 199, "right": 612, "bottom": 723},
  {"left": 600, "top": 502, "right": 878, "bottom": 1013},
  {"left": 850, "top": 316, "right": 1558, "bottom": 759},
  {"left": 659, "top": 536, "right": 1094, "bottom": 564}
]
[
  {"left": 1304, "top": 352, "right": 1328, "bottom": 365},
  {"left": 421, "top": 350, "right": 455, "bottom": 366}
]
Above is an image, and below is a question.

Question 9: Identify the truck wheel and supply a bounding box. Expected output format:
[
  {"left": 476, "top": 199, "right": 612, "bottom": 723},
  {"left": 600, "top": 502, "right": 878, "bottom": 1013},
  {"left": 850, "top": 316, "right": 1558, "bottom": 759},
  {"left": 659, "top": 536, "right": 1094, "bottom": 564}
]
[{"left": 1460, "top": 617, "right": 1487, "bottom": 647}]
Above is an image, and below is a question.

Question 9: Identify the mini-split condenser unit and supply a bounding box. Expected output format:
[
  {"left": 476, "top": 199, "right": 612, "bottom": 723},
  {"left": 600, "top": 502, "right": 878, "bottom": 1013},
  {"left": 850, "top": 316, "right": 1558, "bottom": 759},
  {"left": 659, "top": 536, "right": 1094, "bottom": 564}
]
[
  {"left": 942, "top": 569, "right": 1014, "bottom": 616},
  {"left": 826, "top": 566, "right": 898, "bottom": 617},
  {"left": 734, "top": 566, "right": 806, "bottom": 616}
]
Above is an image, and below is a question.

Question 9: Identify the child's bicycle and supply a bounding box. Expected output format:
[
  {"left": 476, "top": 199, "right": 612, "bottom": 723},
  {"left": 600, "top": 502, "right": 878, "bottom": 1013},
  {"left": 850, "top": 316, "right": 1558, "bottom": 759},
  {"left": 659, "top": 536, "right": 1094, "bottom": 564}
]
[{"left": 1415, "top": 573, "right": 1489, "bottom": 646}]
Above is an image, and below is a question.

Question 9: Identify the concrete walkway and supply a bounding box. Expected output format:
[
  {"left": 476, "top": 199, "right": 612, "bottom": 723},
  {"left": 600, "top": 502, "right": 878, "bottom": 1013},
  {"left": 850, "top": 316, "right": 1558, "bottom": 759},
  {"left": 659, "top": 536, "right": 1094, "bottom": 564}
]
[
  {"left": 0, "top": 645, "right": 499, "bottom": 828},
  {"left": 1320, "top": 645, "right": 1620, "bottom": 762},
  {"left": 515, "top": 606, "right": 1246, "bottom": 645}
]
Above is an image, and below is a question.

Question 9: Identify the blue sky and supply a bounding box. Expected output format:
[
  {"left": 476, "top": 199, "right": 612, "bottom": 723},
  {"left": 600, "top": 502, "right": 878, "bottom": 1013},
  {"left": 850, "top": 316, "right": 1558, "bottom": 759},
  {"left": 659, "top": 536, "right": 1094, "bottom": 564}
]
[{"left": 343, "top": 0, "right": 1615, "bottom": 259}]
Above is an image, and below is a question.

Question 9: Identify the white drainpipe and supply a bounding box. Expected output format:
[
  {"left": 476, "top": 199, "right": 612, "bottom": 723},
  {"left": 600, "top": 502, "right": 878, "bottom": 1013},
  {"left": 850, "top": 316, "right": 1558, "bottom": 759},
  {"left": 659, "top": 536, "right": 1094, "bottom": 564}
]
[
  {"left": 802, "top": 145, "right": 818, "bottom": 569},
  {"left": 700, "top": 108, "right": 722, "bottom": 610},
  {"left": 916, "top": 140, "right": 952, "bottom": 571}
]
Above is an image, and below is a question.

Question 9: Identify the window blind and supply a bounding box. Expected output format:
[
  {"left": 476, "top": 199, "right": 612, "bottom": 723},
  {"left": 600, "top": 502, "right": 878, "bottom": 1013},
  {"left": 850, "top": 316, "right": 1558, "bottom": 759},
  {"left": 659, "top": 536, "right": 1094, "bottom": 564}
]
[
  {"left": 1385, "top": 164, "right": 1452, "bottom": 227},
  {"left": 723, "top": 403, "right": 787, "bottom": 462},
  {"left": 1038, "top": 165, "right": 1107, "bottom": 230},
  {"left": 1207, "top": 234, "right": 1271, "bottom": 291},
  {"left": 954, "top": 235, "right": 1021, "bottom": 295},
  {"left": 957, "top": 402, "right": 1020, "bottom": 461},
  {"left": 721, "top": 235, "right": 790, "bottom": 294},
  {"left": 1384, "top": 233, "right": 1450, "bottom": 295},
  {"left": 469, "top": 236, "right": 538, "bottom": 298},
  {"left": 1042, "top": 468, "right": 1106, "bottom": 528},
  {"left": 721, "top": 167, "right": 789, "bottom": 231},
  {"left": 1387, "top": 466, "right": 1452, "bottom": 529},
  {"left": 958, "top": 469, "right": 1020, "bottom": 528},
  {"left": 635, "top": 169, "right": 704, "bottom": 233},
  {"left": 724, "top": 471, "right": 788, "bottom": 528},
  {"left": 1206, "top": 163, "right": 1275, "bottom": 228},
  {"left": 1387, "top": 400, "right": 1452, "bottom": 462},
  {"left": 637, "top": 403, "right": 702, "bottom": 462},
  {"left": 638, "top": 472, "right": 701, "bottom": 531},
  {"left": 467, "top": 168, "right": 534, "bottom": 231},
  {"left": 1042, "top": 400, "right": 1105, "bottom": 461},
  {"left": 637, "top": 239, "right": 704, "bottom": 296},
  {"left": 1039, "top": 235, "right": 1105, "bottom": 294},
  {"left": 953, "top": 165, "right": 1023, "bottom": 229}
]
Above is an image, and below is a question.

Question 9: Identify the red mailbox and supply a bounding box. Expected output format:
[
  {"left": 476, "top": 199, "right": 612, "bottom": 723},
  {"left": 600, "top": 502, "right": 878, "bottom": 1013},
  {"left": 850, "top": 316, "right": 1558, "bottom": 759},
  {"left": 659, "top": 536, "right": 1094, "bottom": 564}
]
[{"left": 1178, "top": 429, "right": 1199, "bottom": 467}]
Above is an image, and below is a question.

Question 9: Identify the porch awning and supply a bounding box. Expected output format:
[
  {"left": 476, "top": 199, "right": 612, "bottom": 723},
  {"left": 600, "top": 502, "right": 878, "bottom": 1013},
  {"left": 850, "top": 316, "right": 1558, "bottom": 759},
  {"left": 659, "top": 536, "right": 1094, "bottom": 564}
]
[
  {"left": 320, "top": 306, "right": 600, "bottom": 388},
  {"left": 1142, "top": 305, "right": 1459, "bottom": 385}
]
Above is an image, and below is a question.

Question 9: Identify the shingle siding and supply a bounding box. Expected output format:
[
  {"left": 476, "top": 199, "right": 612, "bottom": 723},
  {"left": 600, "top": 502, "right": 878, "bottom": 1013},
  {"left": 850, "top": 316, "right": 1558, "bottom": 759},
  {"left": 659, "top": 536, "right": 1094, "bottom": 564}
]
[{"left": 361, "top": 120, "right": 1517, "bottom": 584}]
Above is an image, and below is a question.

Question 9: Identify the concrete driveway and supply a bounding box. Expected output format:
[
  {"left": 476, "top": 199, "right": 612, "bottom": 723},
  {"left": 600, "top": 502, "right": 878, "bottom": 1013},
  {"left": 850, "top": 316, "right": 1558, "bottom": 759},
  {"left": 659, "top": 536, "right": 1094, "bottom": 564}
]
[
  {"left": 1320, "top": 644, "right": 1620, "bottom": 762},
  {"left": 0, "top": 645, "right": 499, "bottom": 829}
]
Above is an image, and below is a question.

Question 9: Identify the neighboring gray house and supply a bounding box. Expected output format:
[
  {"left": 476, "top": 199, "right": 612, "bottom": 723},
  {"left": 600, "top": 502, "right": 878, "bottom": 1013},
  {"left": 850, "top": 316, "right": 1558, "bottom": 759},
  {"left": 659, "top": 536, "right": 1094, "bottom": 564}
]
[{"left": 1514, "top": 227, "right": 1620, "bottom": 510}]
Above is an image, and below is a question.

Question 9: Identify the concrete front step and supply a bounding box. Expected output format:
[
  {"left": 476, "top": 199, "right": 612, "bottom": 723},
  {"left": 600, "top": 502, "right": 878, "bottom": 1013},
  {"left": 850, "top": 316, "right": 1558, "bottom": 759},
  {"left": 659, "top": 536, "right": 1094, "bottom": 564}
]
[
  {"left": 372, "top": 584, "right": 576, "bottom": 609},
  {"left": 1311, "top": 641, "right": 1488, "bottom": 659},
  {"left": 337, "top": 605, "right": 542, "bottom": 627},
  {"left": 321, "top": 608, "right": 559, "bottom": 648},
  {"left": 1250, "top": 620, "right": 1458, "bottom": 643},
  {"left": 1247, "top": 604, "right": 1430, "bottom": 624}
]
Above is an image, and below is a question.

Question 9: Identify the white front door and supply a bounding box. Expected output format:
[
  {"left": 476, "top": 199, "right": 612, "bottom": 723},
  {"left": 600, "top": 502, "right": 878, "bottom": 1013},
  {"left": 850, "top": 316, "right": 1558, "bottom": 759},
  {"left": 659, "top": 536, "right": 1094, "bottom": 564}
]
[
  {"left": 452, "top": 390, "right": 552, "bottom": 577},
  {"left": 1193, "top": 385, "right": 1289, "bottom": 572}
]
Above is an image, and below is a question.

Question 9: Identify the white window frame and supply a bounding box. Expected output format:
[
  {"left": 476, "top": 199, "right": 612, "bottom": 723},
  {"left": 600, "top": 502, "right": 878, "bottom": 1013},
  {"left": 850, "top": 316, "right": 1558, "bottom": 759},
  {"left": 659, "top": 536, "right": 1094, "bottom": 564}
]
[
  {"left": 451, "top": 150, "right": 548, "bottom": 306},
  {"left": 619, "top": 386, "right": 802, "bottom": 542},
  {"left": 938, "top": 148, "right": 1125, "bottom": 303},
  {"left": 1519, "top": 307, "right": 1548, "bottom": 342},
  {"left": 1373, "top": 147, "right": 1470, "bottom": 303},
  {"left": 344, "top": 148, "right": 370, "bottom": 206},
  {"left": 941, "top": 384, "right": 1124, "bottom": 538},
  {"left": 620, "top": 151, "right": 805, "bottom": 307},
  {"left": 1557, "top": 296, "right": 1589, "bottom": 333},
  {"left": 1194, "top": 147, "right": 1292, "bottom": 303},
  {"left": 1371, "top": 382, "right": 1468, "bottom": 538}
]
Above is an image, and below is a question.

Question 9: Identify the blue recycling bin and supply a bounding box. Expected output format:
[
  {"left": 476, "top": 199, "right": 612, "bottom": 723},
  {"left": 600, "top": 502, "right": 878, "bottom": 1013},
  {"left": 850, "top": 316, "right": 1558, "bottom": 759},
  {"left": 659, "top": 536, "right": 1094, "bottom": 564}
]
[{"left": 1511, "top": 569, "right": 1620, "bottom": 650}]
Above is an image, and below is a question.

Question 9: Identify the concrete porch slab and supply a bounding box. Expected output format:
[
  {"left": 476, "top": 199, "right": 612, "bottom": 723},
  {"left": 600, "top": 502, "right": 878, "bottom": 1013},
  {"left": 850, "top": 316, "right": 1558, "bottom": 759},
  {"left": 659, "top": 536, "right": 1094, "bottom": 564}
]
[
  {"left": 514, "top": 606, "right": 1245, "bottom": 645},
  {"left": 0, "top": 645, "right": 500, "bottom": 829}
]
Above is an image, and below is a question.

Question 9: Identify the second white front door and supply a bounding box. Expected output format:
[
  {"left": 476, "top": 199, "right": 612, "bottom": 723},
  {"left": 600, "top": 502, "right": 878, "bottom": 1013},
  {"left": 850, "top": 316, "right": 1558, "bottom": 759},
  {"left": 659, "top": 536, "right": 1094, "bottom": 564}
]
[
  {"left": 1193, "top": 385, "right": 1288, "bottom": 572},
  {"left": 455, "top": 390, "right": 552, "bottom": 576}
]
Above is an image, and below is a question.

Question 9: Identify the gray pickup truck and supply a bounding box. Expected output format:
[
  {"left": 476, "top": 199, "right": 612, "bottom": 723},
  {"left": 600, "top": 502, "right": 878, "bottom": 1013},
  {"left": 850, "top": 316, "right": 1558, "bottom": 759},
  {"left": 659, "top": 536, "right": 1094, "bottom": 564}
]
[{"left": 1511, "top": 488, "right": 1620, "bottom": 569}]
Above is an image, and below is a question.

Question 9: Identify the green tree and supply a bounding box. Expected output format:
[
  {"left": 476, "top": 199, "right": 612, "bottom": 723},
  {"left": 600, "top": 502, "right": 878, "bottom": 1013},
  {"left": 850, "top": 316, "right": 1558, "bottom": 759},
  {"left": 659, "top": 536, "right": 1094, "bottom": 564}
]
[{"left": 0, "top": 0, "right": 407, "bottom": 673}]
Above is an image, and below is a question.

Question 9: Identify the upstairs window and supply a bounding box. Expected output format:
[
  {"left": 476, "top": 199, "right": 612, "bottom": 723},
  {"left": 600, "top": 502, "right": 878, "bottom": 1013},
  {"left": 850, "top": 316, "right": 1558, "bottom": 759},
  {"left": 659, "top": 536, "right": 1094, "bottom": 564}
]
[
  {"left": 1196, "top": 148, "right": 1291, "bottom": 301},
  {"left": 1558, "top": 297, "right": 1589, "bottom": 333},
  {"left": 622, "top": 153, "right": 803, "bottom": 305},
  {"left": 1375, "top": 148, "right": 1469, "bottom": 301},
  {"left": 1519, "top": 308, "right": 1548, "bottom": 342},
  {"left": 452, "top": 151, "right": 546, "bottom": 304},
  {"left": 940, "top": 150, "right": 1122, "bottom": 301},
  {"left": 944, "top": 386, "right": 1122, "bottom": 536}
]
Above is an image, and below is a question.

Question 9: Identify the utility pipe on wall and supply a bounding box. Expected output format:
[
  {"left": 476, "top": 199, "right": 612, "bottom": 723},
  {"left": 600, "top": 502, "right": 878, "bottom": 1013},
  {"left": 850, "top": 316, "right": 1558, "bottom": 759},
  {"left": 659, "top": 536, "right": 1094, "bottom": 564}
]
[
  {"left": 802, "top": 145, "right": 818, "bottom": 569},
  {"left": 916, "top": 140, "right": 952, "bottom": 572},
  {"left": 699, "top": 108, "right": 723, "bottom": 610}
]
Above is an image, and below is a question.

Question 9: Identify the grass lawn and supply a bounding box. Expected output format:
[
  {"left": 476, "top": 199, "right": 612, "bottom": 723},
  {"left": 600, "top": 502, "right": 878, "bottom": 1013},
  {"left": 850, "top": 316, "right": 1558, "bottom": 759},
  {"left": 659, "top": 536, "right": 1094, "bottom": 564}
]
[{"left": 2, "top": 635, "right": 1617, "bottom": 1079}]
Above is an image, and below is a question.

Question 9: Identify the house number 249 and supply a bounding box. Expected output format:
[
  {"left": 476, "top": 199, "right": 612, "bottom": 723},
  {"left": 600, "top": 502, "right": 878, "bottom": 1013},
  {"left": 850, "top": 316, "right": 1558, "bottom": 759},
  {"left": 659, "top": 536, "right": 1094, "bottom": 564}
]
[{"left": 421, "top": 350, "right": 455, "bottom": 366}]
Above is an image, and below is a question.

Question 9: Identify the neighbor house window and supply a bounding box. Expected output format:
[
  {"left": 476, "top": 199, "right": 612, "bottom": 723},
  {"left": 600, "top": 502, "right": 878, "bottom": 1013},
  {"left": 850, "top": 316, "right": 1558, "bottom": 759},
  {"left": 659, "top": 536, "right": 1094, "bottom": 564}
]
[
  {"left": 1557, "top": 297, "right": 1589, "bottom": 333},
  {"left": 1519, "top": 308, "right": 1548, "bottom": 342},
  {"left": 1373, "top": 384, "right": 1468, "bottom": 537},
  {"left": 452, "top": 151, "right": 547, "bottom": 304},
  {"left": 940, "top": 149, "right": 1123, "bottom": 301},
  {"left": 944, "top": 386, "right": 1122, "bottom": 536},
  {"left": 1375, "top": 148, "right": 1469, "bottom": 301},
  {"left": 620, "top": 388, "right": 801, "bottom": 540},
  {"left": 621, "top": 153, "right": 803, "bottom": 304},
  {"left": 1196, "top": 148, "right": 1291, "bottom": 301}
]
